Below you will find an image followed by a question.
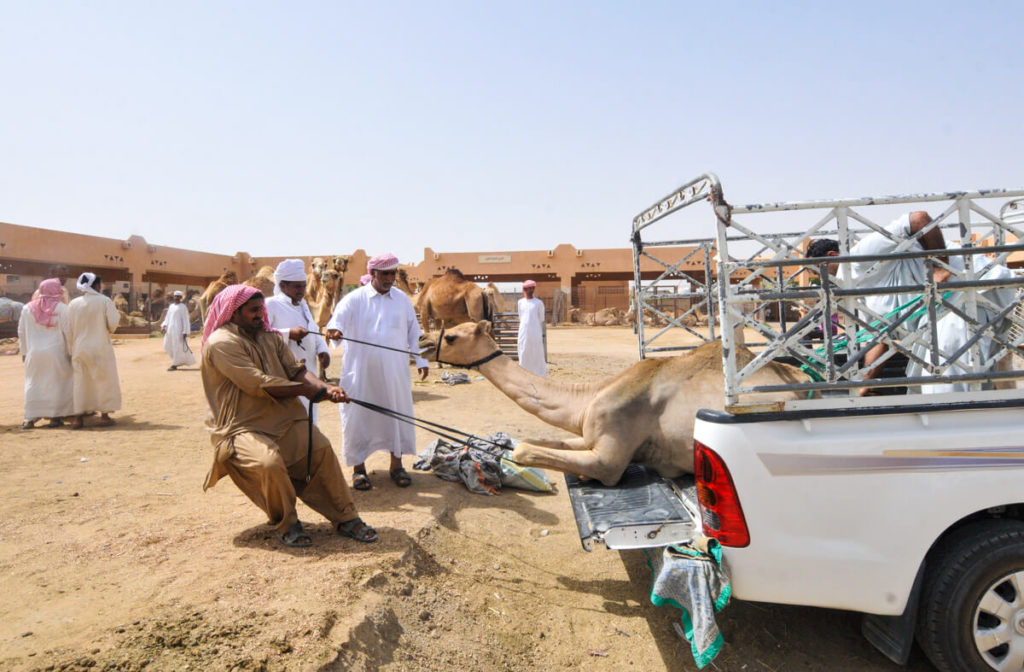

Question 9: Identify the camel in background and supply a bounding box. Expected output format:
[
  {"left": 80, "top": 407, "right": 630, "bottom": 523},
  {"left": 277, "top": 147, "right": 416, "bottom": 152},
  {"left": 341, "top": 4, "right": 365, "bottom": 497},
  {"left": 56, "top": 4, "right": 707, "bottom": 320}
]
[
  {"left": 305, "top": 264, "right": 342, "bottom": 330},
  {"left": 394, "top": 268, "right": 417, "bottom": 297},
  {"left": 242, "top": 266, "right": 275, "bottom": 297},
  {"left": 483, "top": 283, "right": 506, "bottom": 314},
  {"left": 421, "top": 320, "right": 804, "bottom": 485},
  {"left": 414, "top": 269, "right": 501, "bottom": 332},
  {"left": 198, "top": 271, "right": 238, "bottom": 319}
]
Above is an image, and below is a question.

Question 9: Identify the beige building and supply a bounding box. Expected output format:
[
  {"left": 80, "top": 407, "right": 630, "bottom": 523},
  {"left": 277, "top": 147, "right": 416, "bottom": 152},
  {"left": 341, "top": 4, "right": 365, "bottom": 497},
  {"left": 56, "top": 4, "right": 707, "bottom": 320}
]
[{"left": 0, "top": 221, "right": 712, "bottom": 320}]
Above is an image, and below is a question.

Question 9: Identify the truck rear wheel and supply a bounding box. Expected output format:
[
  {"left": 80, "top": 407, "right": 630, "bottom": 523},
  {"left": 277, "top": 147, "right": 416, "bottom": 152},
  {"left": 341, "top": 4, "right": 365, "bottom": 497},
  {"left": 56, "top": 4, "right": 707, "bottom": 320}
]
[{"left": 917, "top": 519, "right": 1024, "bottom": 672}]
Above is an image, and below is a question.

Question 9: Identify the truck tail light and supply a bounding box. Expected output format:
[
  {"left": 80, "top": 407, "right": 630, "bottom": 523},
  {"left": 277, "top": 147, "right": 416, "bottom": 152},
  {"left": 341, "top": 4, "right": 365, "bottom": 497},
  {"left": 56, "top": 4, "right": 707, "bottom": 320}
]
[{"left": 694, "top": 440, "right": 750, "bottom": 547}]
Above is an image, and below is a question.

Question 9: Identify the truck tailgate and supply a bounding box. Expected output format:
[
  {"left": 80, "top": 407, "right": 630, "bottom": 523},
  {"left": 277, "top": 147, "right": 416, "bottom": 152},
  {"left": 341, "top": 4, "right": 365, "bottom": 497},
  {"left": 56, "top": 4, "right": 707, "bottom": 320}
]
[{"left": 565, "top": 464, "right": 700, "bottom": 551}]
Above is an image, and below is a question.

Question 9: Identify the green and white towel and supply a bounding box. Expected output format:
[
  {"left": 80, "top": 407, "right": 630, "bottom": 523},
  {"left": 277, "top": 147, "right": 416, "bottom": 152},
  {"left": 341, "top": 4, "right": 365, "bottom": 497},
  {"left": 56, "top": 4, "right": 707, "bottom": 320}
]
[{"left": 646, "top": 538, "right": 731, "bottom": 669}]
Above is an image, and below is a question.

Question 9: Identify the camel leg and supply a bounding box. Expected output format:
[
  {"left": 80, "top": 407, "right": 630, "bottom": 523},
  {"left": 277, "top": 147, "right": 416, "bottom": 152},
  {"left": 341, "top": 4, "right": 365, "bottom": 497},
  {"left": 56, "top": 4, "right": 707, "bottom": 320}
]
[
  {"left": 511, "top": 436, "right": 632, "bottom": 486},
  {"left": 525, "top": 437, "right": 588, "bottom": 450},
  {"left": 420, "top": 301, "right": 432, "bottom": 335}
]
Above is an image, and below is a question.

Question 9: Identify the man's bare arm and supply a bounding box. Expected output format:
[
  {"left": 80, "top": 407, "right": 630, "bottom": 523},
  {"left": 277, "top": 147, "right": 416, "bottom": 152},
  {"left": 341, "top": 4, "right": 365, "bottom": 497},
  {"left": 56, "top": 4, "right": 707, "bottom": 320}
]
[
  {"left": 265, "top": 369, "right": 347, "bottom": 403},
  {"left": 909, "top": 210, "right": 951, "bottom": 281}
]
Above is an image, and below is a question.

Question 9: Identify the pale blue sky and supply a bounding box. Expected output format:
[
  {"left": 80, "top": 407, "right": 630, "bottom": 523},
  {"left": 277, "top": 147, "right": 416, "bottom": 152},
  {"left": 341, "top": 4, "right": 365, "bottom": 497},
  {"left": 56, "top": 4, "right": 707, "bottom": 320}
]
[{"left": 1, "top": 1, "right": 1021, "bottom": 263}]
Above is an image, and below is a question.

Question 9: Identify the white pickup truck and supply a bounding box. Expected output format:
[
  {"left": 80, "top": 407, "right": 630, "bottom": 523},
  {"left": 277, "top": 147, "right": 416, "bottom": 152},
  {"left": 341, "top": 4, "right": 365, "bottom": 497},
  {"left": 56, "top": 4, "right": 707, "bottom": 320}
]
[{"left": 568, "top": 177, "right": 1024, "bottom": 672}]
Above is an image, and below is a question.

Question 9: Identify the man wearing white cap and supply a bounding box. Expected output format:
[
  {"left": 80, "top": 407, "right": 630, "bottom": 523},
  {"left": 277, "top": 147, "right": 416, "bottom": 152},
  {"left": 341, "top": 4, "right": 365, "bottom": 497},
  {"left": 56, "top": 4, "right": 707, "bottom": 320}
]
[
  {"left": 266, "top": 259, "right": 330, "bottom": 420},
  {"left": 517, "top": 280, "right": 546, "bottom": 377},
  {"left": 65, "top": 272, "right": 121, "bottom": 429},
  {"left": 325, "top": 252, "right": 429, "bottom": 490},
  {"left": 160, "top": 290, "right": 195, "bottom": 371}
]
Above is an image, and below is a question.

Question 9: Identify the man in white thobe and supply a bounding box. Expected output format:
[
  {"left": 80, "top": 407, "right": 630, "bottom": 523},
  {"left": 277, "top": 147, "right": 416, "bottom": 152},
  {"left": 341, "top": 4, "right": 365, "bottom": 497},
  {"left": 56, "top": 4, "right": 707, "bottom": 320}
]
[
  {"left": 325, "top": 252, "right": 428, "bottom": 490},
  {"left": 160, "top": 290, "right": 195, "bottom": 370},
  {"left": 64, "top": 272, "right": 121, "bottom": 428},
  {"left": 517, "top": 279, "right": 546, "bottom": 377},
  {"left": 266, "top": 259, "right": 330, "bottom": 422},
  {"left": 919, "top": 257, "right": 1018, "bottom": 394},
  {"left": 811, "top": 211, "right": 1016, "bottom": 394},
  {"left": 31, "top": 264, "right": 71, "bottom": 304},
  {"left": 19, "top": 278, "right": 73, "bottom": 428}
]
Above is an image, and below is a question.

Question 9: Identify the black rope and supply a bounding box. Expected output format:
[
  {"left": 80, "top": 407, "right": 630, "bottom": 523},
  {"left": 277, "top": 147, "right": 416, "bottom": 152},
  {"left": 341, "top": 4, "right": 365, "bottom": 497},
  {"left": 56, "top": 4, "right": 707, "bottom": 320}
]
[
  {"left": 347, "top": 396, "right": 522, "bottom": 462},
  {"left": 309, "top": 332, "right": 426, "bottom": 358}
]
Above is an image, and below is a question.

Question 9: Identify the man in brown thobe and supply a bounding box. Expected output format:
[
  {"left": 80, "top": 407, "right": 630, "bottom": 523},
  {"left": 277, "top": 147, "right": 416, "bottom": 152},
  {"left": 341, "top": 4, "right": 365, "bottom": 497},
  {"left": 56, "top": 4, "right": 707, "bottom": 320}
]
[{"left": 200, "top": 285, "right": 378, "bottom": 547}]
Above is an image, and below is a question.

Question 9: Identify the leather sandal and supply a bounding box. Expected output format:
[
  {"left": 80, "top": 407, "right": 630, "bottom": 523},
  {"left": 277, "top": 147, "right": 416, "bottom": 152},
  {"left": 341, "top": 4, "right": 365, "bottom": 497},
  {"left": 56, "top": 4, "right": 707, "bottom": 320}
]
[
  {"left": 389, "top": 467, "right": 412, "bottom": 488},
  {"left": 352, "top": 472, "right": 372, "bottom": 490},
  {"left": 337, "top": 517, "right": 378, "bottom": 543},
  {"left": 275, "top": 521, "right": 312, "bottom": 548}
]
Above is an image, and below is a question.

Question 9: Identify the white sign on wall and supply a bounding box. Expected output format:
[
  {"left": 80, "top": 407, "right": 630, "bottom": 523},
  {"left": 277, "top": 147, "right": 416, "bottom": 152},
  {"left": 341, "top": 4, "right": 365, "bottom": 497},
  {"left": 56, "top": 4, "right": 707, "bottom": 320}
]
[{"left": 478, "top": 254, "right": 512, "bottom": 264}]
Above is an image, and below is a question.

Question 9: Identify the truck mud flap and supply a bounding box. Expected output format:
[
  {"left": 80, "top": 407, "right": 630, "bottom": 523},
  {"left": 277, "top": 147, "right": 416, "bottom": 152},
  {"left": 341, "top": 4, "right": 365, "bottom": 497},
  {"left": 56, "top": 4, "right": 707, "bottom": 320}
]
[
  {"left": 565, "top": 464, "right": 700, "bottom": 551},
  {"left": 861, "top": 562, "right": 925, "bottom": 665}
]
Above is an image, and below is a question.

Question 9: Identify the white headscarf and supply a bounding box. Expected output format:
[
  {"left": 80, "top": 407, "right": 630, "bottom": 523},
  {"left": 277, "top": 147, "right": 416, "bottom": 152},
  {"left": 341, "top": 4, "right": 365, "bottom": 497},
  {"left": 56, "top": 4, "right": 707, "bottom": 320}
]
[
  {"left": 76, "top": 272, "right": 101, "bottom": 296},
  {"left": 273, "top": 259, "right": 307, "bottom": 296},
  {"left": 173, "top": 290, "right": 184, "bottom": 298}
]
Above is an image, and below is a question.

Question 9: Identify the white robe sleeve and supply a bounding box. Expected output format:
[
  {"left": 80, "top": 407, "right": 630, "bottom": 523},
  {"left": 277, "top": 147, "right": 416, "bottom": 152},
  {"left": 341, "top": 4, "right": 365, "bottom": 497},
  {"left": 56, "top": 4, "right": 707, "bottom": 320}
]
[
  {"left": 406, "top": 298, "right": 427, "bottom": 369},
  {"left": 104, "top": 297, "right": 119, "bottom": 333}
]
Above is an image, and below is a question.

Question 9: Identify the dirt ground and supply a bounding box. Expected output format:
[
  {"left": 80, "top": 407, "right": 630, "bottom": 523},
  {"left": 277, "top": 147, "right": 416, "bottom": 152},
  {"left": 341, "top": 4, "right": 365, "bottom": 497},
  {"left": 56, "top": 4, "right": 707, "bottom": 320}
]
[{"left": 0, "top": 326, "right": 938, "bottom": 672}]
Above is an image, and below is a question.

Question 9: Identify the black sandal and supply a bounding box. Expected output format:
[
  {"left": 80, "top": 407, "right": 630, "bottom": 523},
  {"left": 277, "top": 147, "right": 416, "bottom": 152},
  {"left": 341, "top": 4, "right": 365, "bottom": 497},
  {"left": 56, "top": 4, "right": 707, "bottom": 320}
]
[
  {"left": 352, "top": 471, "right": 372, "bottom": 491},
  {"left": 275, "top": 521, "right": 312, "bottom": 548},
  {"left": 337, "top": 517, "right": 378, "bottom": 543},
  {"left": 390, "top": 467, "right": 412, "bottom": 487}
]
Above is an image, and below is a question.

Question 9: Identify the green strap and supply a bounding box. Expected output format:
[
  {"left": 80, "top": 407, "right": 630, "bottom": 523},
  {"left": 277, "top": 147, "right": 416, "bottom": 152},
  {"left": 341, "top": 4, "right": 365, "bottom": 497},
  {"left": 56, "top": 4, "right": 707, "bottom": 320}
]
[{"left": 799, "top": 291, "right": 952, "bottom": 382}]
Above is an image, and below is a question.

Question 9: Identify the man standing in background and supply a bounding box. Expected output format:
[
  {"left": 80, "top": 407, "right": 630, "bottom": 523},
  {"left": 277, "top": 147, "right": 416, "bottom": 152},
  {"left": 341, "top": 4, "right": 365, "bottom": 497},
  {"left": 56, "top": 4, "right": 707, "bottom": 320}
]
[
  {"left": 517, "top": 279, "right": 546, "bottom": 377},
  {"left": 325, "top": 253, "right": 428, "bottom": 490},
  {"left": 266, "top": 259, "right": 330, "bottom": 420},
  {"left": 65, "top": 272, "right": 121, "bottom": 429},
  {"left": 160, "top": 290, "right": 195, "bottom": 371}
]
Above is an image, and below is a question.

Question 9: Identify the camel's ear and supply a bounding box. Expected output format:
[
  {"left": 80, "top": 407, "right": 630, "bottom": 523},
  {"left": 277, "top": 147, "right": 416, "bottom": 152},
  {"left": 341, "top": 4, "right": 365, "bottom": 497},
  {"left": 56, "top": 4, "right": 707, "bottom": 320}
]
[{"left": 477, "top": 320, "right": 493, "bottom": 336}]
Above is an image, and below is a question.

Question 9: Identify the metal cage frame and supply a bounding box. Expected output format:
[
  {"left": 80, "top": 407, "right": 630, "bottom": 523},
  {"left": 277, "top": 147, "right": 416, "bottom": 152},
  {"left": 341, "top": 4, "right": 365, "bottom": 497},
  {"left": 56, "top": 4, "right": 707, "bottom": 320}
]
[{"left": 632, "top": 174, "right": 1024, "bottom": 411}]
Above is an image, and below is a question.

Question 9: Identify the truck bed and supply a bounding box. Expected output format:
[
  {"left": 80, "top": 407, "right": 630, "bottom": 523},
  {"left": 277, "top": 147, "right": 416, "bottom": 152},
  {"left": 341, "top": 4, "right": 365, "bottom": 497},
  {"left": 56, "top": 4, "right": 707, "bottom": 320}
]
[{"left": 564, "top": 464, "right": 699, "bottom": 551}]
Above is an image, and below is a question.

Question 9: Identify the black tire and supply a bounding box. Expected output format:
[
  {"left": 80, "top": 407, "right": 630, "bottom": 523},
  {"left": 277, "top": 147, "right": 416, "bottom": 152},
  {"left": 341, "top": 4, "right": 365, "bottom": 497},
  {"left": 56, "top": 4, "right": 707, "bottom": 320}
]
[{"left": 917, "top": 519, "right": 1024, "bottom": 672}]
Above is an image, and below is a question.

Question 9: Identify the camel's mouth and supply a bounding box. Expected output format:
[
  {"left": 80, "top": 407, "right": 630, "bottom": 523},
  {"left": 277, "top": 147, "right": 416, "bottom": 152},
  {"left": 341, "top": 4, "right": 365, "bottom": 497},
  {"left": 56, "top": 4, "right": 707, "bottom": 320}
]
[{"left": 418, "top": 332, "right": 440, "bottom": 361}]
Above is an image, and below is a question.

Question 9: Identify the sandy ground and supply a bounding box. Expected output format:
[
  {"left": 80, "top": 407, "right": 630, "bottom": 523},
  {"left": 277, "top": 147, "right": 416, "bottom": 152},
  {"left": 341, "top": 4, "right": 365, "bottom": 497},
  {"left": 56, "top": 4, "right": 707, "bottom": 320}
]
[{"left": 0, "top": 326, "right": 938, "bottom": 672}]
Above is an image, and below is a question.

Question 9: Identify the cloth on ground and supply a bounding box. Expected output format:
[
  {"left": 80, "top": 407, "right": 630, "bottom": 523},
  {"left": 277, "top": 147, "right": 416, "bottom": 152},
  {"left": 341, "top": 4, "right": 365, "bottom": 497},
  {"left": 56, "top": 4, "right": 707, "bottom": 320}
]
[
  {"left": 646, "top": 538, "right": 731, "bottom": 669},
  {"left": 440, "top": 370, "right": 471, "bottom": 386},
  {"left": 413, "top": 432, "right": 553, "bottom": 495}
]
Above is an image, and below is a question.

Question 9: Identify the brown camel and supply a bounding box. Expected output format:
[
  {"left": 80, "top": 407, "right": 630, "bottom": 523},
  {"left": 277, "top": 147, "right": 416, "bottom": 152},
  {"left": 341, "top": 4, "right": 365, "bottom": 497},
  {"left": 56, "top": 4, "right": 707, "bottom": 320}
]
[
  {"left": 394, "top": 268, "right": 417, "bottom": 297},
  {"left": 414, "top": 269, "right": 494, "bottom": 332},
  {"left": 421, "top": 321, "right": 804, "bottom": 485},
  {"left": 592, "top": 307, "right": 625, "bottom": 326},
  {"left": 198, "top": 271, "right": 238, "bottom": 318},
  {"left": 305, "top": 266, "right": 342, "bottom": 329},
  {"left": 483, "top": 282, "right": 506, "bottom": 314},
  {"left": 242, "top": 266, "right": 275, "bottom": 297},
  {"left": 310, "top": 257, "right": 327, "bottom": 279}
]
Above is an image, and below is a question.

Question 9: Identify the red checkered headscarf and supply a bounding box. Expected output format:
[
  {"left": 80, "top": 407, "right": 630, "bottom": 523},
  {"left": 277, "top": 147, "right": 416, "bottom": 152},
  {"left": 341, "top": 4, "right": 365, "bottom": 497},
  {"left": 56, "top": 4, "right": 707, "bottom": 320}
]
[
  {"left": 28, "top": 278, "right": 63, "bottom": 328},
  {"left": 202, "top": 285, "right": 270, "bottom": 348}
]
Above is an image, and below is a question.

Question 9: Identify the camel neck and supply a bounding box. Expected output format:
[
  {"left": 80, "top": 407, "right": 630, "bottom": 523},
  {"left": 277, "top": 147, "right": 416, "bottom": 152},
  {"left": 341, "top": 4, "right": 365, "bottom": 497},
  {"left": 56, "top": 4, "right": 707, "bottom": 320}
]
[{"left": 477, "top": 355, "right": 590, "bottom": 434}]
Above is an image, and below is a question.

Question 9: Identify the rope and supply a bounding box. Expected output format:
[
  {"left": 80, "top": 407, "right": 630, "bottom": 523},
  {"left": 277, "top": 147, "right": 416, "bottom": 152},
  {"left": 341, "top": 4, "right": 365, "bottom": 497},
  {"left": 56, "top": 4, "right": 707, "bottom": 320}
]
[
  {"left": 308, "top": 332, "right": 427, "bottom": 359},
  {"left": 346, "top": 396, "right": 523, "bottom": 462}
]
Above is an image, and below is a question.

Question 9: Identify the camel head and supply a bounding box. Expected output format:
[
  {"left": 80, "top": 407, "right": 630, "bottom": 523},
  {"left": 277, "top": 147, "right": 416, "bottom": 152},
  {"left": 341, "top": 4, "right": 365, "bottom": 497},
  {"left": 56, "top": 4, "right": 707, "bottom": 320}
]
[
  {"left": 319, "top": 268, "right": 341, "bottom": 294},
  {"left": 311, "top": 257, "right": 326, "bottom": 277},
  {"left": 332, "top": 255, "right": 350, "bottom": 274},
  {"left": 420, "top": 320, "right": 498, "bottom": 366}
]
